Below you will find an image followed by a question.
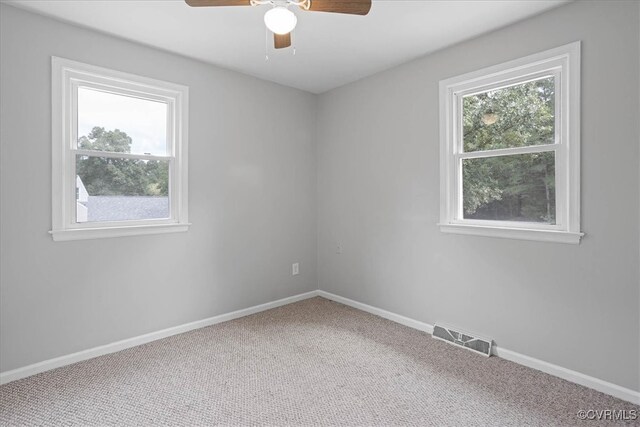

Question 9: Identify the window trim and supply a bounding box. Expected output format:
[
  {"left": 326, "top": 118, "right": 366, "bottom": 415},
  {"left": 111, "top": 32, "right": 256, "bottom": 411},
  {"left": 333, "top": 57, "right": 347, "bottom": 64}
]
[
  {"left": 51, "top": 57, "right": 190, "bottom": 241},
  {"left": 438, "top": 42, "right": 583, "bottom": 244}
]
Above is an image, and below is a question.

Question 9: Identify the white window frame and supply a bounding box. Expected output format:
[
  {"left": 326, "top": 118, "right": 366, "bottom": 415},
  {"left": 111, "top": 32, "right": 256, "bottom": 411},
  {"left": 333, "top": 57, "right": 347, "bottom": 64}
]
[
  {"left": 438, "top": 42, "right": 583, "bottom": 244},
  {"left": 51, "top": 57, "right": 190, "bottom": 241}
]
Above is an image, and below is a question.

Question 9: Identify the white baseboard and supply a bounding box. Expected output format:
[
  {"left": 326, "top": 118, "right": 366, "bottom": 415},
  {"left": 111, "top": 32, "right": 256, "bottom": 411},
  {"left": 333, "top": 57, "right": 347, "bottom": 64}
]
[
  {"left": 0, "top": 290, "right": 319, "bottom": 385},
  {"left": 318, "top": 290, "right": 640, "bottom": 405},
  {"left": 493, "top": 347, "right": 640, "bottom": 405},
  {"left": 3, "top": 289, "right": 638, "bottom": 405},
  {"left": 317, "top": 290, "right": 434, "bottom": 334}
]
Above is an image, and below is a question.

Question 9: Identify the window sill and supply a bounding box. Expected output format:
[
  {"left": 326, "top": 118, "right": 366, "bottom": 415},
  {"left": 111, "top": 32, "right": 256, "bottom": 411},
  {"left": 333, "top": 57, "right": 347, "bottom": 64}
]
[
  {"left": 438, "top": 223, "right": 583, "bottom": 244},
  {"left": 50, "top": 223, "right": 191, "bottom": 242}
]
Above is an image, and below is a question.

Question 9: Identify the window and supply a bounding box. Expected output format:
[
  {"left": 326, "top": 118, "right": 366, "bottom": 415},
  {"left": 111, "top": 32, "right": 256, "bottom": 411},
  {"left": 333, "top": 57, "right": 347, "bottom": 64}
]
[
  {"left": 51, "top": 57, "right": 189, "bottom": 241},
  {"left": 439, "top": 42, "right": 582, "bottom": 244}
]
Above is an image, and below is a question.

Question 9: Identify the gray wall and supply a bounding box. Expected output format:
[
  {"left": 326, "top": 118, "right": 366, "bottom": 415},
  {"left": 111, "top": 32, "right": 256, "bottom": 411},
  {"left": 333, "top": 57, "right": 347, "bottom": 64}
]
[
  {"left": 316, "top": 0, "right": 640, "bottom": 392},
  {"left": 2, "top": 0, "right": 639, "bottom": 395},
  {"left": 0, "top": 4, "right": 317, "bottom": 372}
]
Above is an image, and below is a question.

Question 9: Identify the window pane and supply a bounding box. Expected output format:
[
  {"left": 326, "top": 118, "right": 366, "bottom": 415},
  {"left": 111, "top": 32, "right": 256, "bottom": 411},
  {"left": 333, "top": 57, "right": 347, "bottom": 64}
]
[
  {"left": 463, "top": 76, "right": 555, "bottom": 152},
  {"left": 76, "top": 155, "right": 169, "bottom": 223},
  {"left": 462, "top": 152, "right": 555, "bottom": 223},
  {"left": 77, "top": 87, "right": 168, "bottom": 156}
]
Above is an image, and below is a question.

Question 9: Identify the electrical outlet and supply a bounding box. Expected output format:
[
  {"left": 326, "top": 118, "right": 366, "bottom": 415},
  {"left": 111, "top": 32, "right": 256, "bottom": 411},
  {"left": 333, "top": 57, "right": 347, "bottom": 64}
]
[{"left": 292, "top": 262, "right": 299, "bottom": 276}]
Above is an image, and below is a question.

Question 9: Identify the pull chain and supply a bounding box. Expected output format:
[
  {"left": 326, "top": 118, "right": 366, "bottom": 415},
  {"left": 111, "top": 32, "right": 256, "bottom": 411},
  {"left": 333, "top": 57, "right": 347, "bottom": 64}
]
[
  {"left": 264, "top": 26, "right": 269, "bottom": 61},
  {"left": 292, "top": 29, "right": 296, "bottom": 56}
]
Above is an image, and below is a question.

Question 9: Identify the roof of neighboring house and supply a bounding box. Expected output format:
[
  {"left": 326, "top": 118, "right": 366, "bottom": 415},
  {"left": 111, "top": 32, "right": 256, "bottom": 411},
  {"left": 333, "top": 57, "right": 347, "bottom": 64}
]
[
  {"left": 76, "top": 176, "right": 89, "bottom": 203},
  {"left": 84, "top": 196, "right": 169, "bottom": 222}
]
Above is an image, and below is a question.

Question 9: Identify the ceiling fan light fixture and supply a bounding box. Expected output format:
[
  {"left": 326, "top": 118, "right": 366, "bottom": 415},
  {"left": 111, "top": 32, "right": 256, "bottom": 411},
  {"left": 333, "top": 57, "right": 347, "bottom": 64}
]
[
  {"left": 482, "top": 111, "right": 498, "bottom": 125},
  {"left": 264, "top": 6, "right": 297, "bottom": 35}
]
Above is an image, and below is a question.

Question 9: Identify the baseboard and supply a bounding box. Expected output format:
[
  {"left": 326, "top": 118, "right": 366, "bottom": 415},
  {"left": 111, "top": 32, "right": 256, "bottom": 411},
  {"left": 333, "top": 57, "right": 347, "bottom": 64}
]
[
  {"left": 316, "top": 290, "right": 434, "bottom": 334},
  {"left": 3, "top": 289, "right": 639, "bottom": 405},
  {"left": 0, "top": 290, "right": 320, "bottom": 385},
  {"left": 318, "top": 290, "right": 640, "bottom": 405},
  {"left": 492, "top": 347, "right": 640, "bottom": 405}
]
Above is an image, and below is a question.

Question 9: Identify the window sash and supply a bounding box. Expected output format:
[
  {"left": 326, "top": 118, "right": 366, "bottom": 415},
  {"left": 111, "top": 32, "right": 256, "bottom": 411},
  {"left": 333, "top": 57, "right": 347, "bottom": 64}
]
[
  {"left": 456, "top": 144, "right": 558, "bottom": 160},
  {"left": 71, "top": 80, "right": 174, "bottom": 156},
  {"left": 69, "top": 82, "right": 177, "bottom": 227},
  {"left": 451, "top": 71, "right": 565, "bottom": 229},
  {"left": 455, "top": 71, "right": 561, "bottom": 156},
  {"left": 69, "top": 152, "right": 176, "bottom": 228},
  {"left": 73, "top": 149, "right": 171, "bottom": 162},
  {"left": 452, "top": 151, "right": 562, "bottom": 230}
]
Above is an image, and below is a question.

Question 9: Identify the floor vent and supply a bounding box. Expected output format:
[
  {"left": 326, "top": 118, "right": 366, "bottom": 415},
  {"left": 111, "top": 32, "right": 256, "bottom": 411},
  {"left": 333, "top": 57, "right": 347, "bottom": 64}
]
[{"left": 432, "top": 324, "right": 492, "bottom": 357}]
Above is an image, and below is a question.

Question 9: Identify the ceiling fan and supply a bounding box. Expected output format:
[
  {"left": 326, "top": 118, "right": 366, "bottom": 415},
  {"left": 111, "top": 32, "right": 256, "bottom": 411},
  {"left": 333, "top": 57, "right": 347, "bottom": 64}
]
[{"left": 185, "top": 0, "right": 372, "bottom": 49}]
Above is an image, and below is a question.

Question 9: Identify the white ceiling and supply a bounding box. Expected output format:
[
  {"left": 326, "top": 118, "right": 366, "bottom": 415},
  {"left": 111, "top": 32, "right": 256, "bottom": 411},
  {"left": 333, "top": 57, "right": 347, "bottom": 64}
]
[{"left": 6, "top": 0, "right": 569, "bottom": 93}]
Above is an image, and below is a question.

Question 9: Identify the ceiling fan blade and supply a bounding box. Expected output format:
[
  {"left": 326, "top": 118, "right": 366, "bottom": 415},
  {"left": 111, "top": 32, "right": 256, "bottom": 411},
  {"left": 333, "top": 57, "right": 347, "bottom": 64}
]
[
  {"left": 185, "top": 0, "right": 250, "bottom": 7},
  {"left": 302, "top": 0, "right": 371, "bottom": 15},
  {"left": 274, "top": 32, "right": 292, "bottom": 49}
]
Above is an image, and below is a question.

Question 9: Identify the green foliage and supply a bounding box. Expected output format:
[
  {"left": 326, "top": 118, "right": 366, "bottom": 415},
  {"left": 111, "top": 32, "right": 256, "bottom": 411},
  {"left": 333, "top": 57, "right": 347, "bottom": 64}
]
[
  {"left": 78, "top": 127, "right": 132, "bottom": 153},
  {"left": 76, "top": 127, "right": 168, "bottom": 197},
  {"left": 462, "top": 77, "right": 556, "bottom": 223}
]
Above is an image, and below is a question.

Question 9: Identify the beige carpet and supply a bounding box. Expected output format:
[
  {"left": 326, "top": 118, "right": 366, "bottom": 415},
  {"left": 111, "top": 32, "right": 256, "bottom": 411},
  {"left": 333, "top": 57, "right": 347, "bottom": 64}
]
[{"left": 1, "top": 297, "right": 638, "bottom": 426}]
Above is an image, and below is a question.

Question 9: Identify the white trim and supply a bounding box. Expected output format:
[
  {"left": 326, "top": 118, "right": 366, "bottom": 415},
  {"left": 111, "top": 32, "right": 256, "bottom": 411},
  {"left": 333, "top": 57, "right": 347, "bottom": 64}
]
[
  {"left": 317, "top": 290, "right": 434, "bottom": 333},
  {"left": 438, "top": 223, "right": 583, "bottom": 244},
  {"left": 0, "top": 291, "right": 319, "bottom": 385},
  {"left": 317, "top": 290, "right": 640, "bottom": 405},
  {"left": 3, "top": 289, "right": 637, "bottom": 405},
  {"left": 438, "top": 42, "right": 581, "bottom": 243},
  {"left": 51, "top": 56, "right": 189, "bottom": 241},
  {"left": 49, "top": 222, "right": 192, "bottom": 242},
  {"left": 74, "top": 149, "right": 170, "bottom": 162},
  {"left": 493, "top": 347, "right": 640, "bottom": 406},
  {"left": 457, "top": 143, "right": 557, "bottom": 160}
]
